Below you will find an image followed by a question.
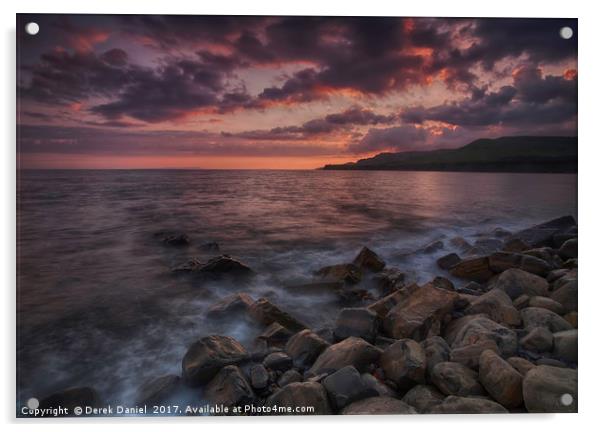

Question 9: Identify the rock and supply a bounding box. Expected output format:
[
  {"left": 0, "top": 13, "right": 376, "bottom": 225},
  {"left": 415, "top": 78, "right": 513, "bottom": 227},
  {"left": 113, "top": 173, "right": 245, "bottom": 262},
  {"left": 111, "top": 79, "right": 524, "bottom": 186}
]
[
  {"left": 432, "top": 276, "right": 455, "bottom": 292},
  {"left": 550, "top": 279, "right": 578, "bottom": 312},
  {"left": 494, "top": 268, "right": 549, "bottom": 300},
  {"left": 135, "top": 375, "right": 180, "bottom": 405},
  {"left": 450, "top": 236, "right": 472, "bottom": 252},
  {"left": 285, "top": 330, "right": 330, "bottom": 369},
  {"left": 507, "top": 357, "right": 536, "bottom": 375},
  {"left": 508, "top": 216, "right": 576, "bottom": 248},
  {"left": 341, "top": 396, "right": 417, "bottom": 415},
  {"left": 422, "top": 240, "right": 444, "bottom": 253},
  {"left": 558, "top": 238, "right": 577, "bottom": 259},
  {"left": 488, "top": 252, "right": 552, "bottom": 276},
  {"left": 277, "top": 369, "right": 303, "bottom": 387},
  {"left": 182, "top": 335, "right": 248, "bottom": 386},
  {"left": 503, "top": 238, "right": 531, "bottom": 253},
  {"left": 520, "top": 327, "right": 554, "bottom": 352},
  {"left": 428, "top": 396, "right": 508, "bottom": 414},
  {"left": 380, "top": 339, "right": 426, "bottom": 391},
  {"left": 563, "top": 311, "right": 578, "bottom": 328},
  {"left": 523, "top": 247, "right": 556, "bottom": 265},
  {"left": 536, "top": 358, "right": 567, "bottom": 367},
  {"left": 360, "top": 373, "right": 397, "bottom": 397},
  {"left": 492, "top": 227, "right": 513, "bottom": 238},
  {"left": 564, "top": 258, "right": 578, "bottom": 269},
  {"left": 421, "top": 336, "right": 450, "bottom": 376},
  {"left": 173, "top": 255, "right": 254, "bottom": 277},
  {"left": 353, "top": 247, "right": 386, "bottom": 272},
  {"left": 528, "top": 296, "right": 565, "bottom": 315},
  {"left": 523, "top": 365, "right": 577, "bottom": 412},
  {"left": 431, "top": 362, "right": 484, "bottom": 397},
  {"left": 450, "top": 340, "right": 500, "bottom": 369},
  {"left": 513, "top": 294, "right": 530, "bottom": 310},
  {"left": 450, "top": 256, "right": 494, "bottom": 283},
  {"left": 465, "top": 289, "right": 521, "bottom": 326},
  {"left": 521, "top": 307, "right": 573, "bottom": 333},
  {"left": 315, "top": 264, "right": 362, "bottom": 284},
  {"left": 249, "top": 363, "right": 269, "bottom": 390},
  {"left": 263, "top": 352, "right": 293, "bottom": 371},
  {"left": 285, "top": 281, "right": 344, "bottom": 294},
  {"left": 308, "top": 337, "right": 381, "bottom": 376},
  {"left": 205, "top": 365, "right": 254, "bottom": 407},
  {"left": 437, "top": 253, "right": 461, "bottom": 270},
  {"left": 155, "top": 231, "right": 189, "bottom": 246},
  {"left": 367, "top": 283, "right": 419, "bottom": 318},
  {"left": 474, "top": 238, "right": 504, "bottom": 254},
  {"left": 206, "top": 293, "right": 254, "bottom": 319},
  {"left": 553, "top": 330, "right": 577, "bottom": 363},
  {"left": 257, "top": 322, "right": 293, "bottom": 346},
  {"left": 553, "top": 232, "right": 577, "bottom": 248},
  {"left": 383, "top": 283, "right": 458, "bottom": 340},
  {"left": 266, "top": 382, "right": 332, "bottom": 415},
  {"left": 39, "top": 387, "right": 102, "bottom": 412},
  {"left": 446, "top": 314, "right": 518, "bottom": 359},
  {"left": 334, "top": 308, "right": 379, "bottom": 343},
  {"left": 322, "top": 366, "right": 378, "bottom": 410},
  {"left": 478, "top": 350, "right": 523, "bottom": 408},
  {"left": 371, "top": 268, "right": 405, "bottom": 294},
  {"left": 547, "top": 268, "right": 570, "bottom": 283},
  {"left": 249, "top": 298, "right": 307, "bottom": 332},
  {"left": 401, "top": 385, "right": 444, "bottom": 413}
]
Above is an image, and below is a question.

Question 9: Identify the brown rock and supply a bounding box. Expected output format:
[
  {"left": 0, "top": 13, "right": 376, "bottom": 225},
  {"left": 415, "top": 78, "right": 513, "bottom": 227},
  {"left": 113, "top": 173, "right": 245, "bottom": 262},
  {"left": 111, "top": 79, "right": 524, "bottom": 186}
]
[
  {"left": 380, "top": 339, "right": 426, "bottom": 391},
  {"left": 523, "top": 365, "right": 577, "bottom": 412},
  {"left": 553, "top": 329, "right": 578, "bottom": 363},
  {"left": 507, "top": 357, "right": 536, "bottom": 375},
  {"left": 494, "top": 268, "right": 549, "bottom": 300},
  {"left": 249, "top": 298, "right": 308, "bottom": 332},
  {"left": 563, "top": 311, "right": 578, "bottom": 328},
  {"left": 322, "top": 365, "right": 379, "bottom": 410},
  {"left": 428, "top": 396, "right": 508, "bottom": 414},
  {"left": 465, "top": 289, "right": 521, "bottom": 326},
  {"left": 401, "top": 385, "right": 445, "bottom": 413},
  {"left": 334, "top": 308, "right": 379, "bottom": 343},
  {"left": 520, "top": 327, "right": 554, "bottom": 352},
  {"left": 508, "top": 216, "right": 576, "bottom": 248},
  {"left": 421, "top": 336, "right": 450, "bottom": 376},
  {"left": 488, "top": 252, "right": 551, "bottom": 276},
  {"left": 308, "top": 337, "right": 381, "bottom": 376},
  {"left": 528, "top": 296, "right": 565, "bottom": 315},
  {"left": 479, "top": 349, "right": 523, "bottom": 408},
  {"left": 341, "top": 396, "right": 417, "bottom": 415},
  {"left": 367, "top": 283, "right": 419, "bottom": 318},
  {"left": 437, "top": 253, "right": 461, "bottom": 270},
  {"left": 445, "top": 315, "right": 518, "bottom": 359},
  {"left": 206, "top": 293, "right": 254, "bottom": 319},
  {"left": 431, "top": 362, "right": 484, "bottom": 397},
  {"left": 266, "top": 382, "right": 332, "bottom": 415},
  {"left": 450, "top": 256, "right": 494, "bottom": 283},
  {"left": 503, "top": 238, "right": 531, "bottom": 253},
  {"left": 285, "top": 330, "right": 330, "bottom": 369},
  {"left": 550, "top": 279, "right": 577, "bottom": 312},
  {"left": 353, "top": 247, "right": 386, "bottom": 272},
  {"left": 521, "top": 307, "right": 573, "bottom": 333},
  {"left": 205, "top": 365, "right": 254, "bottom": 408},
  {"left": 558, "top": 238, "right": 577, "bottom": 260},
  {"left": 315, "top": 264, "right": 362, "bottom": 284}
]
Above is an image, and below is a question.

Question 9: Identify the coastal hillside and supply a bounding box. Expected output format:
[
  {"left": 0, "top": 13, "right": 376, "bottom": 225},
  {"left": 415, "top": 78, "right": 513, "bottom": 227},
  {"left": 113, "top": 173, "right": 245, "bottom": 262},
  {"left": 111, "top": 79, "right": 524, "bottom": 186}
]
[{"left": 322, "top": 136, "right": 577, "bottom": 173}]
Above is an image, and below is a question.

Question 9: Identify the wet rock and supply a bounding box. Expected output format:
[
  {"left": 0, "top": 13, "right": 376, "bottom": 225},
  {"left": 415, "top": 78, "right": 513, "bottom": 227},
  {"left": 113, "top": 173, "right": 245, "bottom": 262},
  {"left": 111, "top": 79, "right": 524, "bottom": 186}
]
[
  {"left": 353, "top": 247, "right": 386, "bottom": 272},
  {"left": 550, "top": 279, "right": 577, "bottom": 312},
  {"left": 445, "top": 314, "right": 518, "bottom": 359},
  {"left": 437, "top": 253, "right": 461, "bottom": 270},
  {"left": 401, "top": 385, "right": 444, "bottom": 413},
  {"left": 508, "top": 215, "right": 576, "bottom": 248},
  {"left": 553, "top": 329, "right": 578, "bottom": 363},
  {"left": 249, "top": 363, "right": 269, "bottom": 390},
  {"left": 315, "top": 263, "right": 362, "bottom": 284},
  {"left": 383, "top": 283, "right": 458, "bottom": 340},
  {"left": 308, "top": 337, "right": 381, "bottom": 376},
  {"left": 558, "top": 238, "right": 577, "bottom": 260},
  {"left": 182, "top": 335, "right": 248, "bottom": 386},
  {"left": 450, "top": 256, "right": 494, "bottom": 283},
  {"left": 503, "top": 238, "right": 531, "bottom": 253},
  {"left": 341, "top": 396, "right": 417, "bottom": 415},
  {"left": 450, "top": 236, "right": 472, "bottom": 252},
  {"left": 479, "top": 350, "right": 523, "bottom": 408},
  {"left": 322, "top": 366, "right": 378, "bottom": 411},
  {"left": 173, "top": 255, "right": 254, "bottom": 277},
  {"left": 521, "top": 307, "right": 573, "bottom": 333},
  {"left": 285, "top": 330, "right": 330, "bottom": 369},
  {"left": 474, "top": 238, "right": 504, "bottom": 254},
  {"left": 431, "top": 362, "right": 484, "bottom": 397},
  {"left": 512, "top": 294, "right": 530, "bottom": 310},
  {"left": 380, "top": 339, "right": 426, "bottom": 391},
  {"left": 523, "top": 365, "right": 577, "bottom": 412},
  {"left": 277, "top": 369, "right": 303, "bottom": 387},
  {"left": 371, "top": 268, "right": 405, "bottom": 294},
  {"left": 520, "top": 327, "right": 554, "bottom": 352},
  {"left": 421, "top": 336, "right": 450, "bottom": 377},
  {"left": 249, "top": 298, "right": 307, "bottom": 332},
  {"left": 266, "top": 382, "right": 332, "bottom": 415},
  {"left": 263, "top": 352, "right": 293, "bottom": 371},
  {"left": 507, "top": 356, "right": 536, "bottom": 375},
  {"left": 334, "top": 308, "right": 379, "bottom": 343},
  {"left": 39, "top": 387, "right": 102, "bottom": 412},
  {"left": 205, "top": 365, "right": 254, "bottom": 408},
  {"left": 428, "top": 396, "right": 508, "bottom": 414},
  {"left": 367, "top": 283, "right": 419, "bottom": 318},
  {"left": 135, "top": 375, "right": 181, "bottom": 406},
  {"left": 528, "top": 296, "right": 565, "bottom": 315},
  {"left": 465, "top": 289, "right": 521, "bottom": 326},
  {"left": 206, "top": 293, "right": 254, "bottom": 319},
  {"left": 432, "top": 276, "right": 455, "bottom": 292},
  {"left": 488, "top": 252, "right": 552, "bottom": 276},
  {"left": 257, "top": 322, "right": 293, "bottom": 347},
  {"left": 422, "top": 240, "right": 444, "bottom": 254},
  {"left": 494, "top": 268, "right": 549, "bottom": 300},
  {"left": 360, "top": 373, "right": 397, "bottom": 397}
]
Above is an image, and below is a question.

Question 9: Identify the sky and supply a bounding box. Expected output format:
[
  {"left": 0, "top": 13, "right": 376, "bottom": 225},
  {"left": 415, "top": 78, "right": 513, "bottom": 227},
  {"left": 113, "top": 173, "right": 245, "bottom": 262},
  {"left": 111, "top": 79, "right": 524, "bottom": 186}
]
[{"left": 17, "top": 15, "right": 577, "bottom": 169}]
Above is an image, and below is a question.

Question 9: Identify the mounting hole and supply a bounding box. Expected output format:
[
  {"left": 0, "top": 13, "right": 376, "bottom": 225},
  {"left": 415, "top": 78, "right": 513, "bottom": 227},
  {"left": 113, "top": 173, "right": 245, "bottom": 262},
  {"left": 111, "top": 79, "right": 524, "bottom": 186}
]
[
  {"left": 26, "top": 397, "right": 39, "bottom": 409},
  {"left": 25, "top": 22, "right": 39, "bottom": 35},
  {"left": 559, "top": 26, "right": 573, "bottom": 40},
  {"left": 560, "top": 393, "right": 574, "bottom": 406}
]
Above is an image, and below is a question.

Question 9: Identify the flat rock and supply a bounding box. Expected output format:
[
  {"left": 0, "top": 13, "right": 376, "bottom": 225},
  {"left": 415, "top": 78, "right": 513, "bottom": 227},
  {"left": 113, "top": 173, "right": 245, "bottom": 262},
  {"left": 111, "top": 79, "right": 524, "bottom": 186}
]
[
  {"left": 367, "top": 283, "right": 419, "bottom": 318},
  {"left": 266, "top": 382, "right": 332, "bottom": 415},
  {"left": 205, "top": 365, "right": 255, "bottom": 407},
  {"left": 182, "top": 335, "right": 248, "bottom": 386},
  {"left": 488, "top": 252, "right": 551, "bottom": 276},
  {"left": 285, "top": 330, "right": 330, "bottom": 369},
  {"left": 341, "top": 396, "right": 417, "bottom": 415},
  {"left": 523, "top": 365, "right": 577, "bottom": 412},
  {"left": 479, "top": 350, "right": 523, "bottom": 408},
  {"left": 428, "top": 396, "right": 508, "bottom": 414},
  {"left": 521, "top": 307, "right": 573, "bottom": 333},
  {"left": 249, "top": 298, "right": 307, "bottom": 332},
  {"left": 353, "top": 247, "right": 386, "bottom": 272},
  {"left": 334, "top": 308, "right": 379, "bottom": 343},
  {"left": 380, "top": 339, "right": 426, "bottom": 391},
  {"left": 308, "top": 337, "right": 381, "bottom": 376},
  {"left": 450, "top": 256, "right": 494, "bottom": 283},
  {"left": 322, "top": 365, "right": 378, "bottom": 411},
  {"left": 431, "top": 362, "right": 484, "bottom": 397},
  {"left": 494, "top": 268, "right": 549, "bottom": 300}
]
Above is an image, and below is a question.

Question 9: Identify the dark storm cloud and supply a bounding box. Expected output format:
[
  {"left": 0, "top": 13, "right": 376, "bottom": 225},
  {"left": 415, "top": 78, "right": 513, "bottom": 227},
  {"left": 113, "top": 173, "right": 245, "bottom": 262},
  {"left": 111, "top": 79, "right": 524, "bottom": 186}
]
[{"left": 347, "top": 125, "right": 429, "bottom": 154}]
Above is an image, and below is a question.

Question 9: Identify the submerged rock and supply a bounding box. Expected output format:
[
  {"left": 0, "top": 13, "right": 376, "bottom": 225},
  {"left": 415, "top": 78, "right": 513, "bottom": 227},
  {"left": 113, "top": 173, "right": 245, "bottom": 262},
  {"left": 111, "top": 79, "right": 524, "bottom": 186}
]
[
  {"left": 154, "top": 230, "right": 189, "bottom": 247},
  {"left": 315, "top": 264, "right": 362, "bottom": 284},
  {"left": 249, "top": 298, "right": 307, "bottom": 333},
  {"left": 352, "top": 247, "right": 386, "bottom": 272},
  {"left": 173, "top": 255, "right": 254, "bottom": 277}
]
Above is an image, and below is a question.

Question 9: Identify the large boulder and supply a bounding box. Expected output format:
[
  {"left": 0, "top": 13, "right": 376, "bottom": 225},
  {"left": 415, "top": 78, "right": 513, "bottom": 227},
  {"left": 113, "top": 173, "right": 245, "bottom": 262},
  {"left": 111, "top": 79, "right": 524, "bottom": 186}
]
[
  {"left": 249, "top": 298, "right": 308, "bottom": 332},
  {"left": 135, "top": 375, "right": 181, "bottom": 405},
  {"left": 380, "top": 339, "right": 426, "bottom": 391},
  {"left": 494, "top": 268, "right": 549, "bottom": 300},
  {"left": 182, "top": 335, "right": 248, "bottom": 386},
  {"left": 353, "top": 247, "right": 386, "bottom": 272},
  {"left": 488, "top": 252, "right": 551, "bottom": 277},
  {"left": 465, "top": 289, "right": 521, "bottom": 326},
  {"left": 431, "top": 362, "right": 484, "bottom": 397},
  {"left": 206, "top": 293, "right": 254, "bottom": 319},
  {"left": 520, "top": 327, "right": 554, "bottom": 352},
  {"left": 450, "top": 257, "right": 493, "bottom": 282},
  {"left": 341, "top": 396, "right": 417, "bottom": 415},
  {"left": 553, "top": 329, "right": 578, "bottom": 363},
  {"left": 285, "top": 330, "right": 330, "bottom": 369},
  {"left": 266, "top": 382, "right": 332, "bottom": 415},
  {"left": 508, "top": 216, "right": 576, "bottom": 248},
  {"left": 523, "top": 365, "right": 577, "bottom": 412},
  {"left": 204, "top": 365, "right": 255, "bottom": 408},
  {"left": 263, "top": 352, "right": 293, "bottom": 371},
  {"left": 334, "top": 308, "right": 379, "bottom": 343},
  {"left": 449, "top": 340, "right": 500, "bottom": 369},
  {"left": 315, "top": 264, "right": 362, "bottom": 284},
  {"left": 428, "top": 396, "right": 508, "bottom": 414},
  {"left": 479, "top": 350, "right": 523, "bottom": 408},
  {"left": 401, "top": 385, "right": 445, "bottom": 413},
  {"left": 550, "top": 279, "right": 578, "bottom": 312},
  {"left": 445, "top": 315, "right": 518, "bottom": 360},
  {"left": 421, "top": 336, "right": 450, "bottom": 377},
  {"left": 322, "top": 366, "right": 378, "bottom": 411},
  {"left": 558, "top": 238, "right": 577, "bottom": 260},
  {"left": 257, "top": 322, "right": 293, "bottom": 347},
  {"left": 521, "top": 307, "right": 573, "bottom": 333},
  {"left": 308, "top": 337, "right": 381, "bottom": 376},
  {"left": 367, "top": 283, "right": 419, "bottom": 318},
  {"left": 383, "top": 283, "right": 458, "bottom": 340},
  {"left": 528, "top": 296, "right": 565, "bottom": 315}
]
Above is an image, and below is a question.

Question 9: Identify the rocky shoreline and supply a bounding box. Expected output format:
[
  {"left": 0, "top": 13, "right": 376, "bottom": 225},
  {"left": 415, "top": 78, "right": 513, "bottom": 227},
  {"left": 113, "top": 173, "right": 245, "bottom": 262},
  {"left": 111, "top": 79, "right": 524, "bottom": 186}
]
[{"left": 33, "top": 216, "right": 578, "bottom": 415}]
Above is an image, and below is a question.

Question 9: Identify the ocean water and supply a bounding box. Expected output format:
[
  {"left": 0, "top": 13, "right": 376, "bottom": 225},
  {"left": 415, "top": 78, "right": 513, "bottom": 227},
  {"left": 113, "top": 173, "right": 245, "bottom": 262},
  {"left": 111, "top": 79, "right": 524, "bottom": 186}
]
[{"left": 16, "top": 169, "right": 577, "bottom": 406}]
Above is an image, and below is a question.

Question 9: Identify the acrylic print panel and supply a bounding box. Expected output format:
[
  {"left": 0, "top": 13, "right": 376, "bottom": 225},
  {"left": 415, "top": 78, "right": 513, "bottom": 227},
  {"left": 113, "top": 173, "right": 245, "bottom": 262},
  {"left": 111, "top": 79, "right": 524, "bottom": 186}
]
[{"left": 16, "top": 14, "right": 577, "bottom": 417}]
